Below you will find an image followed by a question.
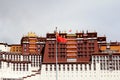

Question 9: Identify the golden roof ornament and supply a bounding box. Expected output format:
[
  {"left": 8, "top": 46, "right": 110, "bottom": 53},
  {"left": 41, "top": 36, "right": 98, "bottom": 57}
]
[{"left": 27, "top": 32, "right": 37, "bottom": 37}]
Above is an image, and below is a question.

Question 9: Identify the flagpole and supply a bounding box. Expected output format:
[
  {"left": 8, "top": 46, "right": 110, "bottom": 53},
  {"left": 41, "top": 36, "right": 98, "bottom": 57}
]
[{"left": 55, "top": 27, "right": 58, "bottom": 80}]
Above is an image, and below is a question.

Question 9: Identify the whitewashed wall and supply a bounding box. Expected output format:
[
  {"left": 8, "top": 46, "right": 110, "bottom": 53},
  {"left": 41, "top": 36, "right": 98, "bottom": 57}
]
[
  {"left": 1, "top": 55, "right": 120, "bottom": 80},
  {"left": 0, "top": 44, "right": 10, "bottom": 52}
]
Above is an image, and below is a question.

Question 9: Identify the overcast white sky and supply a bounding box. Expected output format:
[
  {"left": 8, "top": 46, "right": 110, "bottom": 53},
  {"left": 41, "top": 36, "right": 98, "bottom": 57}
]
[{"left": 0, "top": 0, "right": 120, "bottom": 44}]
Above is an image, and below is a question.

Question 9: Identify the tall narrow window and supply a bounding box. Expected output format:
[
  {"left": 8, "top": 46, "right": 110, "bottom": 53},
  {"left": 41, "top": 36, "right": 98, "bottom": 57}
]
[
  {"left": 59, "top": 64, "right": 61, "bottom": 71},
  {"left": 89, "top": 64, "right": 91, "bottom": 70},
  {"left": 27, "top": 63, "right": 28, "bottom": 71},
  {"left": 20, "top": 63, "right": 21, "bottom": 71},
  {"left": 80, "top": 64, "right": 82, "bottom": 70},
  {"left": 71, "top": 64, "right": 73, "bottom": 71},
  {"left": 94, "top": 63, "right": 96, "bottom": 70},
  {"left": 16, "top": 63, "right": 18, "bottom": 71},
  {"left": 46, "top": 64, "right": 48, "bottom": 71},
  {"left": 85, "top": 64, "right": 87, "bottom": 70},
  {"left": 67, "top": 64, "right": 69, "bottom": 71},
  {"left": 50, "top": 64, "right": 52, "bottom": 71},
  {"left": 63, "top": 64, "right": 65, "bottom": 71},
  {"left": 0, "top": 62, "right": 1, "bottom": 68},
  {"left": 13, "top": 63, "right": 15, "bottom": 71},
  {"left": 76, "top": 64, "right": 78, "bottom": 71},
  {"left": 54, "top": 64, "right": 56, "bottom": 71},
  {"left": 23, "top": 64, "right": 25, "bottom": 71},
  {"left": 7, "top": 62, "right": 9, "bottom": 67}
]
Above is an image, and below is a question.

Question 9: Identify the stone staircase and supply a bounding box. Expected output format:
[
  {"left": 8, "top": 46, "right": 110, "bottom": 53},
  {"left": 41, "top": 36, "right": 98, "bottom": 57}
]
[{"left": 22, "top": 69, "right": 41, "bottom": 80}]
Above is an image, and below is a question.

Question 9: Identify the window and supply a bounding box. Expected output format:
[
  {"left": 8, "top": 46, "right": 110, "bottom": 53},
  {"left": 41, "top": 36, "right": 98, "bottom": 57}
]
[
  {"left": 92, "top": 43, "right": 94, "bottom": 46},
  {"left": 93, "top": 63, "right": 96, "bottom": 70},
  {"left": 83, "top": 47, "right": 86, "bottom": 50},
  {"left": 0, "top": 62, "right": 1, "bottom": 68},
  {"left": 54, "top": 64, "right": 56, "bottom": 71},
  {"left": 59, "top": 64, "right": 61, "bottom": 71},
  {"left": 24, "top": 48, "right": 27, "bottom": 52},
  {"left": 89, "top": 64, "right": 91, "bottom": 70},
  {"left": 116, "top": 61, "right": 118, "bottom": 70},
  {"left": 7, "top": 62, "right": 9, "bottom": 67},
  {"left": 46, "top": 64, "right": 48, "bottom": 71},
  {"left": 76, "top": 64, "right": 78, "bottom": 71},
  {"left": 13, "top": 63, "right": 15, "bottom": 71},
  {"left": 38, "top": 48, "right": 40, "bottom": 51},
  {"left": 85, "top": 64, "right": 87, "bottom": 70},
  {"left": 49, "top": 44, "right": 51, "bottom": 47},
  {"left": 63, "top": 64, "right": 65, "bottom": 71},
  {"left": 67, "top": 64, "right": 69, "bottom": 71},
  {"left": 71, "top": 64, "right": 73, "bottom": 71},
  {"left": 16, "top": 63, "right": 19, "bottom": 71},
  {"left": 100, "top": 63, "right": 102, "bottom": 70},
  {"left": 38, "top": 45, "right": 40, "bottom": 47},
  {"left": 20, "top": 63, "right": 22, "bottom": 71},
  {"left": 26, "top": 64, "right": 28, "bottom": 71},
  {"left": 24, "top": 44, "right": 27, "bottom": 47},
  {"left": 80, "top": 64, "right": 82, "bottom": 70},
  {"left": 50, "top": 64, "right": 52, "bottom": 71},
  {"left": 23, "top": 64, "right": 25, "bottom": 71},
  {"left": 51, "top": 41, "right": 55, "bottom": 44}
]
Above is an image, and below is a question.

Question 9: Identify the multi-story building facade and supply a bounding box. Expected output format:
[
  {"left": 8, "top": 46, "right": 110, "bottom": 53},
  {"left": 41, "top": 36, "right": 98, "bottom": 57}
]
[
  {"left": 21, "top": 32, "right": 46, "bottom": 55},
  {"left": 10, "top": 44, "right": 22, "bottom": 53},
  {"left": 43, "top": 31, "right": 106, "bottom": 63},
  {"left": 100, "top": 42, "right": 120, "bottom": 53},
  {"left": 0, "top": 31, "right": 120, "bottom": 80}
]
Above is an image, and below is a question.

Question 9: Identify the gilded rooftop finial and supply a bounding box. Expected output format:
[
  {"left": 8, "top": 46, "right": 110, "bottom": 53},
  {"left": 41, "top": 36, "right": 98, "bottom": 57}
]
[{"left": 26, "top": 32, "right": 37, "bottom": 37}]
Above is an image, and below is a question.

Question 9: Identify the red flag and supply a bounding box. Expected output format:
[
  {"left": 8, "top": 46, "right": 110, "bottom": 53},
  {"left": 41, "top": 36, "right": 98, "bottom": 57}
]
[
  {"left": 56, "top": 32, "right": 67, "bottom": 43},
  {"left": 57, "top": 36, "right": 67, "bottom": 43}
]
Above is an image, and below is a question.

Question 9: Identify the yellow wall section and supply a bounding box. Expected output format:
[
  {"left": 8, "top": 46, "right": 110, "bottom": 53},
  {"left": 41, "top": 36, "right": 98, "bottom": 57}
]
[
  {"left": 100, "top": 45, "right": 120, "bottom": 52},
  {"left": 110, "top": 46, "right": 120, "bottom": 52},
  {"left": 100, "top": 46, "right": 106, "bottom": 50},
  {"left": 10, "top": 45, "right": 22, "bottom": 53}
]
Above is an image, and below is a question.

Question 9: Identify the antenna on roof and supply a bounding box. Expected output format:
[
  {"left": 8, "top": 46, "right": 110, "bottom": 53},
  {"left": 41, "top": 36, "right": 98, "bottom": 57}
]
[
  {"left": 86, "top": 30, "right": 88, "bottom": 33},
  {"left": 82, "top": 30, "right": 84, "bottom": 33}
]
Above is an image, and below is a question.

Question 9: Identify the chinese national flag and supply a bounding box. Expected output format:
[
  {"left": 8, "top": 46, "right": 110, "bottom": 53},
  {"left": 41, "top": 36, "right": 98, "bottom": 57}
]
[{"left": 57, "top": 36, "right": 67, "bottom": 43}]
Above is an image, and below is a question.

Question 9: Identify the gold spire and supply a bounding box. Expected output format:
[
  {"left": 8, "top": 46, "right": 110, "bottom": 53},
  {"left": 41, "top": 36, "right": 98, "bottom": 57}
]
[{"left": 26, "top": 32, "right": 37, "bottom": 37}]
